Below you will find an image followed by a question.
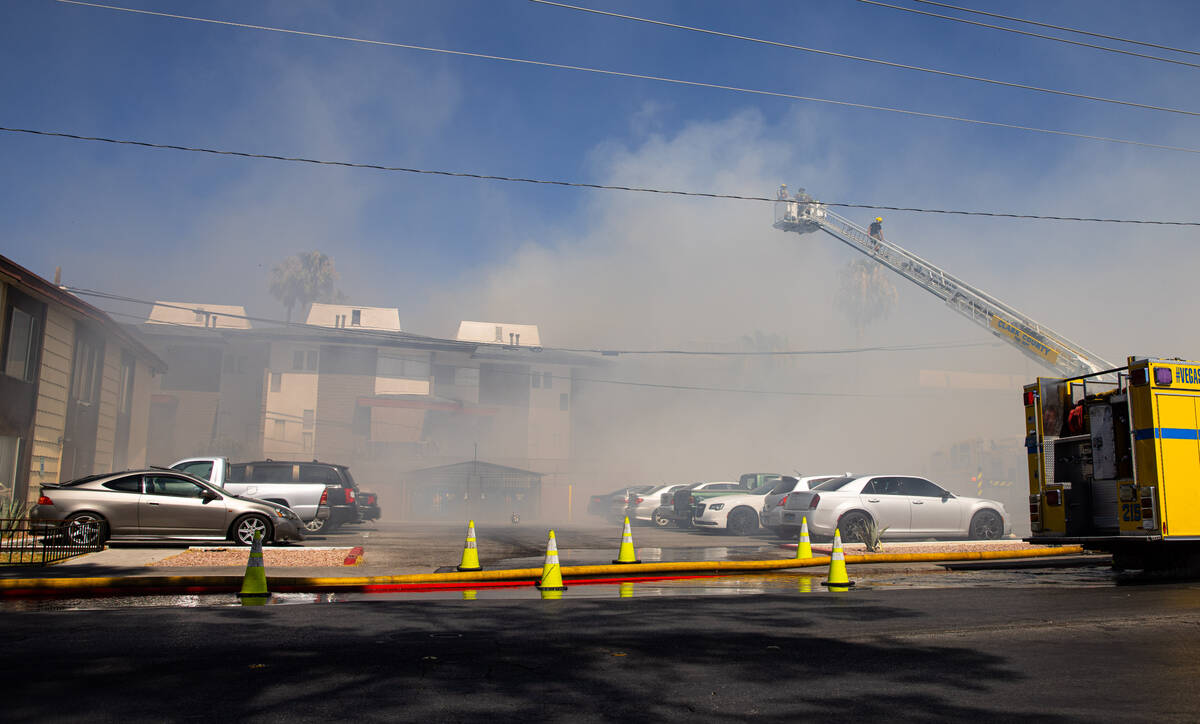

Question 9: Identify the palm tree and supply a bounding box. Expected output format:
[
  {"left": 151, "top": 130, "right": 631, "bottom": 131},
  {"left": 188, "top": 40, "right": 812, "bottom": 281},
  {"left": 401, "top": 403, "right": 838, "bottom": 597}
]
[
  {"left": 837, "top": 257, "right": 897, "bottom": 335},
  {"left": 268, "top": 251, "right": 346, "bottom": 322}
]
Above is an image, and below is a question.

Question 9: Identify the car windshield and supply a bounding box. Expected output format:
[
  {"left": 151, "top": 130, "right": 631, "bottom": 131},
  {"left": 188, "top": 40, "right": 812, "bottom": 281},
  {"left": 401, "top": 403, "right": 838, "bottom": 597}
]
[
  {"left": 748, "top": 483, "right": 780, "bottom": 496},
  {"left": 812, "top": 476, "right": 858, "bottom": 491}
]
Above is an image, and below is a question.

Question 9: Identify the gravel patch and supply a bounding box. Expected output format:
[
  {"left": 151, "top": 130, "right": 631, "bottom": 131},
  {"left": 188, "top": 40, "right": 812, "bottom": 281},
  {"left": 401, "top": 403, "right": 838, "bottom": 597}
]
[{"left": 150, "top": 548, "right": 354, "bottom": 568}]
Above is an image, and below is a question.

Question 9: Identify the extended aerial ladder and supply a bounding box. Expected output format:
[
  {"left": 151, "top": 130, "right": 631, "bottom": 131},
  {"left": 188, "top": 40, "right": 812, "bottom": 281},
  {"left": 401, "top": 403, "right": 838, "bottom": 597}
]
[{"left": 773, "top": 189, "right": 1113, "bottom": 378}]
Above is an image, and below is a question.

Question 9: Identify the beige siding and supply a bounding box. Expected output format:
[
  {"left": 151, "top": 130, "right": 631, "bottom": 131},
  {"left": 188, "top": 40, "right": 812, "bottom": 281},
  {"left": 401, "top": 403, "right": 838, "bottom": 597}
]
[
  {"left": 91, "top": 344, "right": 122, "bottom": 474},
  {"left": 125, "top": 359, "right": 152, "bottom": 468},
  {"left": 28, "top": 308, "right": 73, "bottom": 494}
]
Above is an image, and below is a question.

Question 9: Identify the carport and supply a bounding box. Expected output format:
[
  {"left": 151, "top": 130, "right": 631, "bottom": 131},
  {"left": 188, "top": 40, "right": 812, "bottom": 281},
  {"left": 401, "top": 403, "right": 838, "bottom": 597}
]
[{"left": 405, "top": 461, "right": 542, "bottom": 522}]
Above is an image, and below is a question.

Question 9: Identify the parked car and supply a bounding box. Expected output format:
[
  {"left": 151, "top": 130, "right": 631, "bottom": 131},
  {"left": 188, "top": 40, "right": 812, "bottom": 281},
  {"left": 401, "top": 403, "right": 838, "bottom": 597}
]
[
  {"left": 657, "top": 481, "right": 743, "bottom": 528},
  {"left": 171, "top": 457, "right": 358, "bottom": 534},
  {"left": 356, "top": 491, "right": 381, "bottom": 522},
  {"left": 588, "top": 485, "right": 655, "bottom": 520},
  {"left": 760, "top": 474, "right": 847, "bottom": 537},
  {"left": 780, "top": 474, "right": 1010, "bottom": 541},
  {"left": 30, "top": 469, "right": 305, "bottom": 546},
  {"left": 692, "top": 484, "right": 785, "bottom": 535},
  {"left": 630, "top": 484, "right": 689, "bottom": 526}
]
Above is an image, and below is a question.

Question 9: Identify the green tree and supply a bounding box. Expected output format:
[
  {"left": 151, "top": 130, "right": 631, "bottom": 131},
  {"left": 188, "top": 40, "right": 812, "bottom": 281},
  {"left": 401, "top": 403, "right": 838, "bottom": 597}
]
[
  {"left": 837, "top": 257, "right": 897, "bottom": 335},
  {"left": 268, "top": 251, "right": 346, "bottom": 322}
]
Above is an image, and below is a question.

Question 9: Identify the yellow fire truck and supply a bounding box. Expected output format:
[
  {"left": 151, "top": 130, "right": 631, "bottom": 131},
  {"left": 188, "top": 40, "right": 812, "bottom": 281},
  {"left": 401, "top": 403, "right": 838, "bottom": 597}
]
[{"left": 1024, "top": 357, "right": 1200, "bottom": 568}]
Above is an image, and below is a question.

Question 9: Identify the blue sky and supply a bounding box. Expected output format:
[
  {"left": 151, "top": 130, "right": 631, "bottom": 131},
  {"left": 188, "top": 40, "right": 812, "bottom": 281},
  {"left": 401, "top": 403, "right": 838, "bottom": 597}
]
[{"left": 2, "top": 0, "right": 1198, "bottom": 355}]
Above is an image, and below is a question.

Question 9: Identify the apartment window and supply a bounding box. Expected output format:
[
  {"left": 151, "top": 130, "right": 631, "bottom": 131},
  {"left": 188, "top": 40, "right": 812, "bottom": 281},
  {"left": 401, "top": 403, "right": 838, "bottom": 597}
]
[
  {"left": 293, "top": 351, "right": 305, "bottom": 370},
  {"left": 270, "top": 372, "right": 282, "bottom": 393},
  {"left": 306, "top": 350, "right": 319, "bottom": 370},
  {"left": 531, "top": 370, "right": 540, "bottom": 389},
  {"left": 560, "top": 393, "right": 569, "bottom": 411},
  {"left": 0, "top": 436, "right": 19, "bottom": 492},
  {"left": 543, "top": 372, "right": 553, "bottom": 389},
  {"left": 433, "top": 365, "right": 455, "bottom": 386},
  {"left": 351, "top": 309, "right": 362, "bottom": 326},
  {"left": 303, "top": 409, "right": 314, "bottom": 430},
  {"left": 377, "top": 353, "right": 431, "bottom": 380},
  {"left": 3, "top": 306, "right": 38, "bottom": 382},
  {"left": 302, "top": 432, "right": 313, "bottom": 451},
  {"left": 273, "top": 419, "right": 286, "bottom": 439},
  {"left": 494, "top": 325, "right": 503, "bottom": 342}
]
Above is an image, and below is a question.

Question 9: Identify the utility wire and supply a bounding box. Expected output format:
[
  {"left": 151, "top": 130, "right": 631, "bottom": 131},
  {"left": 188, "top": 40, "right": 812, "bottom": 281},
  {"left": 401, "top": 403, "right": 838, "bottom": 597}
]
[
  {"left": 77, "top": 286, "right": 997, "bottom": 359},
  {"left": 52, "top": 1, "right": 1200, "bottom": 155},
  {"left": 531, "top": 0, "right": 1200, "bottom": 117},
  {"left": 94, "top": 306, "right": 934, "bottom": 400},
  {"left": 857, "top": 0, "right": 1200, "bottom": 69},
  {"left": 909, "top": 0, "right": 1200, "bottom": 57},
  {"left": 6, "top": 127, "right": 1200, "bottom": 226}
]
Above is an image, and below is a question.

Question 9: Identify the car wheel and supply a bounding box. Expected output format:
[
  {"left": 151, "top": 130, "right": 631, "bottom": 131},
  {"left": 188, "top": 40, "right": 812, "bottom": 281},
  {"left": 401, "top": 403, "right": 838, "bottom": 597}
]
[
  {"left": 838, "top": 511, "right": 872, "bottom": 545},
  {"left": 233, "top": 515, "right": 272, "bottom": 545},
  {"left": 304, "top": 517, "right": 329, "bottom": 534},
  {"left": 969, "top": 510, "right": 1004, "bottom": 540},
  {"left": 65, "top": 512, "right": 107, "bottom": 546},
  {"left": 727, "top": 508, "right": 759, "bottom": 536},
  {"left": 652, "top": 511, "right": 672, "bottom": 528}
]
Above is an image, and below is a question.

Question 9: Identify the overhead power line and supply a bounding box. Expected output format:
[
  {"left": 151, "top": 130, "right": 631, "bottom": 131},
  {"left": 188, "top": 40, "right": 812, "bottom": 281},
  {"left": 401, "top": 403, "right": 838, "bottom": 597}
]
[
  {"left": 73, "top": 285, "right": 996, "bottom": 359},
  {"left": 909, "top": 0, "right": 1200, "bottom": 57},
  {"left": 531, "top": 0, "right": 1200, "bottom": 117},
  {"left": 53, "top": 1, "right": 1200, "bottom": 154},
  {"left": 857, "top": 0, "right": 1200, "bottom": 69},
  {"left": 5, "top": 125, "right": 1199, "bottom": 226}
]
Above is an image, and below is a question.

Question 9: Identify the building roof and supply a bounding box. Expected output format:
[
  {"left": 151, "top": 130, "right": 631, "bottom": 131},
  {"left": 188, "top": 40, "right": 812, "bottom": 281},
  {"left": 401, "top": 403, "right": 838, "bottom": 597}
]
[
  {"left": 0, "top": 255, "right": 166, "bottom": 372},
  {"left": 457, "top": 320, "right": 541, "bottom": 347},
  {"left": 307, "top": 303, "right": 401, "bottom": 331},
  {"left": 406, "top": 460, "right": 544, "bottom": 479},
  {"left": 146, "top": 302, "right": 252, "bottom": 329}
]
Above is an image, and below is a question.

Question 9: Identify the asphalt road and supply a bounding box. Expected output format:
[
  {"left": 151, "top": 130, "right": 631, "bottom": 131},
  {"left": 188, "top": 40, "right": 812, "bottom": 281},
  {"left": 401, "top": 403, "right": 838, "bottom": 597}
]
[{"left": 6, "top": 582, "right": 1200, "bottom": 722}]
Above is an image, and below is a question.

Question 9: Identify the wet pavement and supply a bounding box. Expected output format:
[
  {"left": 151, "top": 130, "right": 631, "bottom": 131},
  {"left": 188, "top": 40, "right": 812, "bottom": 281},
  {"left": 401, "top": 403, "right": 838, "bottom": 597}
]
[{"left": 1, "top": 558, "right": 1118, "bottom": 612}]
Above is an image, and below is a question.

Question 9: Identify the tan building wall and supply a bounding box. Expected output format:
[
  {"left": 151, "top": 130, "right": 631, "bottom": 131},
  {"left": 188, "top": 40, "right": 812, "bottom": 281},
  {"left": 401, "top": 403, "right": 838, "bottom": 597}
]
[
  {"left": 91, "top": 343, "right": 121, "bottom": 473},
  {"left": 28, "top": 307, "right": 72, "bottom": 495},
  {"left": 125, "top": 359, "right": 152, "bottom": 468},
  {"left": 263, "top": 342, "right": 320, "bottom": 459}
]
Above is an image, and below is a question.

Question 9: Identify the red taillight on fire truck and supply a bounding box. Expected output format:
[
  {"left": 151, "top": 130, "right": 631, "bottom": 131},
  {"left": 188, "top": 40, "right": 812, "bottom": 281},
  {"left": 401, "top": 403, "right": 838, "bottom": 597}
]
[
  {"left": 1045, "top": 490, "right": 1062, "bottom": 506},
  {"left": 37, "top": 495, "right": 53, "bottom": 506},
  {"left": 808, "top": 494, "right": 820, "bottom": 509},
  {"left": 1023, "top": 390, "right": 1036, "bottom": 406}
]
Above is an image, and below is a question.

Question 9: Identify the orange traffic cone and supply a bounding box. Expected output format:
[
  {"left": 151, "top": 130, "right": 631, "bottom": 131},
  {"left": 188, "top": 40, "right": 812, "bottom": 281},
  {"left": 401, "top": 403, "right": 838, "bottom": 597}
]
[
  {"left": 536, "top": 530, "right": 567, "bottom": 592},
  {"left": 820, "top": 528, "right": 855, "bottom": 589},
  {"left": 612, "top": 516, "right": 641, "bottom": 564}
]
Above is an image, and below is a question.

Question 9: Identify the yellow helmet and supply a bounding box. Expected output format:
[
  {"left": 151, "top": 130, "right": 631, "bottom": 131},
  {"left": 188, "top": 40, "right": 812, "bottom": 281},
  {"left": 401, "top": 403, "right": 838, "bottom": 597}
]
[{"left": 875, "top": 217, "right": 882, "bottom": 223}]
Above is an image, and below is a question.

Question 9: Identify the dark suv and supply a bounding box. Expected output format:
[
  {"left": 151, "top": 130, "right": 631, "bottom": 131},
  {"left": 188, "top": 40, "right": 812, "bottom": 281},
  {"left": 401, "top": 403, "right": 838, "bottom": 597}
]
[{"left": 228, "top": 460, "right": 363, "bottom": 533}]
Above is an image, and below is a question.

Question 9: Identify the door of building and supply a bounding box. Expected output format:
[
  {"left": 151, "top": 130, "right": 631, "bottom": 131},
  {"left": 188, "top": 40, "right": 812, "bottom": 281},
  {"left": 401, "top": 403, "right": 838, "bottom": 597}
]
[{"left": 60, "top": 324, "right": 105, "bottom": 481}]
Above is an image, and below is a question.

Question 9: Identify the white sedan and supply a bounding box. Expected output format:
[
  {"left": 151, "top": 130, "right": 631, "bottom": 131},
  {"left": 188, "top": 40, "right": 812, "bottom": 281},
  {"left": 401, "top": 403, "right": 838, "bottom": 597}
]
[
  {"left": 692, "top": 486, "right": 780, "bottom": 535},
  {"left": 780, "top": 474, "right": 1010, "bottom": 540},
  {"left": 629, "top": 484, "right": 689, "bottom": 526}
]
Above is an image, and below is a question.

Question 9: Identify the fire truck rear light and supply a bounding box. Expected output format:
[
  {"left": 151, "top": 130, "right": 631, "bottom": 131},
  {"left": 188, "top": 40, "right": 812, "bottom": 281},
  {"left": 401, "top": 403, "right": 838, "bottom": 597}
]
[
  {"left": 1045, "top": 490, "right": 1062, "bottom": 506},
  {"left": 1154, "top": 367, "right": 1173, "bottom": 385},
  {"left": 37, "top": 495, "right": 53, "bottom": 506},
  {"left": 1023, "top": 390, "right": 1036, "bottom": 406},
  {"left": 1131, "top": 368, "right": 1149, "bottom": 386},
  {"left": 808, "top": 494, "right": 820, "bottom": 509}
]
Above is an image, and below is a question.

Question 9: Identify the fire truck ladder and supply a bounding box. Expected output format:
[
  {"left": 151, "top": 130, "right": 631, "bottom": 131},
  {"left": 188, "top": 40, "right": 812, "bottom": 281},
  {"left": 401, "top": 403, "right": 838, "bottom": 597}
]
[{"left": 772, "top": 193, "right": 1113, "bottom": 378}]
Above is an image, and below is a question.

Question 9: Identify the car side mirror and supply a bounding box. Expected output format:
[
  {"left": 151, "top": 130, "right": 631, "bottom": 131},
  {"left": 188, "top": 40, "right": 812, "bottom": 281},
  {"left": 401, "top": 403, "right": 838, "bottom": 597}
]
[
  {"left": 203, "top": 491, "right": 220, "bottom": 503},
  {"left": 942, "top": 492, "right": 952, "bottom": 500}
]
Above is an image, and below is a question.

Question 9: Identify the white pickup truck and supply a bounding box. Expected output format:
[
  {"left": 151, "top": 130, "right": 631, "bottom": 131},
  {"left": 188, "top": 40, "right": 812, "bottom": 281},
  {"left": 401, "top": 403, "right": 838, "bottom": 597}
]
[{"left": 170, "top": 457, "right": 333, "bottom": 532}]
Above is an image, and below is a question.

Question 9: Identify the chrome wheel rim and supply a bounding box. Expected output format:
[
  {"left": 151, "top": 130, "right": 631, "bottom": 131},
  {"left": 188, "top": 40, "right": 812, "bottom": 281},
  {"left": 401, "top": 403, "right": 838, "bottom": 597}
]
[
  {"left": 67, "top": 515, "right": 100, "bottom": 545},
  {"left": 304, "top": 518, "right": 326, "bottom": 533},
  {"left": 238, "top": 517, "right": 268, "bottom": 544}
]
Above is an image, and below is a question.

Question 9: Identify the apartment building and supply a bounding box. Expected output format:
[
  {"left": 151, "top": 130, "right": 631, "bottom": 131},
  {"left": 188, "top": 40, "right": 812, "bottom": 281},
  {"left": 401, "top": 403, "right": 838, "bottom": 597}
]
[
  {"left": 0, "top": 256, "right": 165, "bottom": 502},
  {"left": 133, "top": 303, "right": 599, "bottom": 516}
]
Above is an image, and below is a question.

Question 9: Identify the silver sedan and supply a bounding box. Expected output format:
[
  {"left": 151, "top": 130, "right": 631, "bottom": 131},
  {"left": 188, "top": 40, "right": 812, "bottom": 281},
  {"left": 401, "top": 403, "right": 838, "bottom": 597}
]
[{"left": 30, "top": 469, "right": 305, "bottom": 546}]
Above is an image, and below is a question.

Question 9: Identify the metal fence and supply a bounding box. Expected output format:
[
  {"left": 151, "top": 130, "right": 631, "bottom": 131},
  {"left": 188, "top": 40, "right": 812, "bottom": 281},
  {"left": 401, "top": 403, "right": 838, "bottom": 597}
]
[{"left": 0, "top": 518, "right": 105, "bottom": 565}]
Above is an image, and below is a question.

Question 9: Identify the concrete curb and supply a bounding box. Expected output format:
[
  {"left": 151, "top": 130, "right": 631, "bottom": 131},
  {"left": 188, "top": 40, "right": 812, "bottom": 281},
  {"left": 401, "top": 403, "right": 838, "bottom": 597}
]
[{"left": 0, "top": 546, "right": 1084, "bottom": 597}]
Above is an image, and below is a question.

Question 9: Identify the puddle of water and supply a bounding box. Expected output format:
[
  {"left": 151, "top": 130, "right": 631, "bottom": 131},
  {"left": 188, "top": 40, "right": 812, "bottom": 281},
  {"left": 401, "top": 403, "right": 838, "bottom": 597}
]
[{"left": 0, "top": 564, "right": 1121, "bottom": 611}]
